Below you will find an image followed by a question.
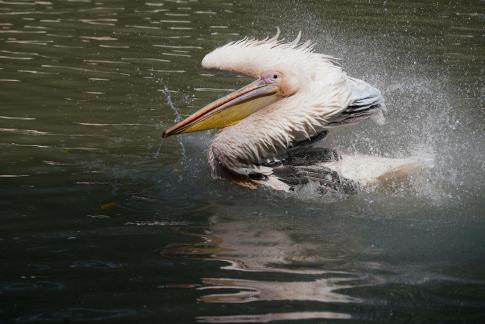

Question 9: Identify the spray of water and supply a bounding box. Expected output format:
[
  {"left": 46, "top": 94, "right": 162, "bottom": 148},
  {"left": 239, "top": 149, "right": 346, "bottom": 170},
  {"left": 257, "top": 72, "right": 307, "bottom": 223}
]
[{"left": 157, "top": 82, "right": 187, "bottom": 162}]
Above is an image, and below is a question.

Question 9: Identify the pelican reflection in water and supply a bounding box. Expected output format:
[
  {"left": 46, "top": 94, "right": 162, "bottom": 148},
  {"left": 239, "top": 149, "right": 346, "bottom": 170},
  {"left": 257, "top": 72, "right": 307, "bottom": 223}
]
[
  {"left": 163, "top": 32, "right": 429, "bottom": 193},
  {"left": 163, "top": 209, "right": 361, "bottom": 322}
]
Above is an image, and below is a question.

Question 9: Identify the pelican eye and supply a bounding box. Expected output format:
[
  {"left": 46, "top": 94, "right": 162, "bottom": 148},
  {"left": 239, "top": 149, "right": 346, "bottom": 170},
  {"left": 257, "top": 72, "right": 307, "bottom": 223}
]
[{"left": 262, "top": 71, "right": 281, "bottom": 83}]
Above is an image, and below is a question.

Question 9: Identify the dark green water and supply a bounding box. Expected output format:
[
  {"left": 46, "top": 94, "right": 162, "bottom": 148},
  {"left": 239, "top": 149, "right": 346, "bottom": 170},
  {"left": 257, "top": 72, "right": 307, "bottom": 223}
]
[{"left": 1, "top": 0, "right": 484, "bottom": 323}]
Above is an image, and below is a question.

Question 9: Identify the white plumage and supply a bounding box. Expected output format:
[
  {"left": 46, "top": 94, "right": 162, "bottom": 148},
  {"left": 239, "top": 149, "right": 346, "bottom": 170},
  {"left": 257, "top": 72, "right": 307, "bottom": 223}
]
[
  {"left": 159, "top": 31, "right": 413, "bottom": 193},
  {"left": 204, "top": 33, "right": 386, "bottom": 178}
]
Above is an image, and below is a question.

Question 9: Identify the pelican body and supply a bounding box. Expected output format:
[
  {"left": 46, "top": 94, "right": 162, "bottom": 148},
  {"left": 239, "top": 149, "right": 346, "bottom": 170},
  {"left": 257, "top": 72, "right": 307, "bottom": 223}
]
[{"left": 163, "top": 33, "right": 425, "bottom": 193}]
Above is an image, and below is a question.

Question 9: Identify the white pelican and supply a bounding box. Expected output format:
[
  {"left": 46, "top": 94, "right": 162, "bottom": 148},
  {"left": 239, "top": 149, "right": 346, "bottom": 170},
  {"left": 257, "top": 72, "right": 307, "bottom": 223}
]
[{"left": 163, "top": 32, "right": 428, "bottom": 193}]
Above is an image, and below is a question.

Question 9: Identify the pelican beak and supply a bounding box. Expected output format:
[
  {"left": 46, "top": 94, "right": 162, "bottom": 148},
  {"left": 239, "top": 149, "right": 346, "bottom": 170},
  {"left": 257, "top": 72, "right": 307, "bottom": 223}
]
[{"left": 162, "top": 79, "right": 280, "bottom": 138}]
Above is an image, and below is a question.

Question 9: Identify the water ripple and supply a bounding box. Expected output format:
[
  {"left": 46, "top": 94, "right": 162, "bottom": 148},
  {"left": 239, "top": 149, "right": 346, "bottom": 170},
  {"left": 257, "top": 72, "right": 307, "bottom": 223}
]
[
  {"left": 197, "top": 311, "right": 351, "bottom": 323},
  {"left": 79, "top": 18, "right": 117, "bottom": 26},
  {"left": 198, "top": 277, "right": 358, "bottom": 304},
  {"left": 77, "top": 122, "right": 153, "bottom": 127},
  {"left": 16, "top": 308, "right": 139, "bottom": 322},
  {"left": 41, "top": 64, "right": 130, "bottom": 76},
  {"left": 0, "top": 128, "right": 49, "bottom": 135},
  {"left": 0, "top": 55, "right": 32, "bottom": 60},
  {"left": 120, "top": 57, "right": 170, "bottom": 63},
  {"left": 153, "top": 44, "right": 203, "bottom": 49},
  {"left": 80, "top": 36, "right": 118, "bottom": 41},
  {"left": 124, "top": 24, "right": 160, "bottom": 30},
  {"left": 160, "top": 19, "right": 191, "bottom": 24},
  {"left": 0, "top": 115, "right": 36, "bottom": 120}
]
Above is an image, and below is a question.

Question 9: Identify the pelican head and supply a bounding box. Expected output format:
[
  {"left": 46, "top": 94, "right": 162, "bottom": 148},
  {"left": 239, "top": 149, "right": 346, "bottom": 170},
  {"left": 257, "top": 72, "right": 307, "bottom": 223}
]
[{"left": 162, "top": 69, "right": 300, "bottom": 138}]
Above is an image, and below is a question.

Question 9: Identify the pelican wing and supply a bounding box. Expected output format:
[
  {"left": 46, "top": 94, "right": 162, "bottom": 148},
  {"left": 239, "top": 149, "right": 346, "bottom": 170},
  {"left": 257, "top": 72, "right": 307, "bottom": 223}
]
[
  {"left": 265, "top": 146, "right": 357, "bottom": 194},
  {"left": 327, "top": 77, "right": 386, "bottom": 126}
]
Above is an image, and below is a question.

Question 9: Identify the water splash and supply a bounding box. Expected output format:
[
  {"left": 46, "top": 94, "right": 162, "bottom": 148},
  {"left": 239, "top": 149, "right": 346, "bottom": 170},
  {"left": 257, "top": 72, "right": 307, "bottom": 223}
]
[{"left": 158, "top": 82, "right": 187, "bottom": 161}]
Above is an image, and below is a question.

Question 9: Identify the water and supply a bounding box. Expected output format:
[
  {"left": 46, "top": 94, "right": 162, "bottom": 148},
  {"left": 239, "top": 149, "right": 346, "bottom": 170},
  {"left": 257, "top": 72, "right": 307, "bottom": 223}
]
[{"left": 1, "top": 0, "right": 484, "bottom": 322}]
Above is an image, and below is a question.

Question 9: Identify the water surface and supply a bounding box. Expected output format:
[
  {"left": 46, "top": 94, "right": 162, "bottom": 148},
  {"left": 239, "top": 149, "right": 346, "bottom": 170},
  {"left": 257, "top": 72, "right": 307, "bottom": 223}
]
[{"left": 1, "top": 0, "right": 484, "bottom": 323}]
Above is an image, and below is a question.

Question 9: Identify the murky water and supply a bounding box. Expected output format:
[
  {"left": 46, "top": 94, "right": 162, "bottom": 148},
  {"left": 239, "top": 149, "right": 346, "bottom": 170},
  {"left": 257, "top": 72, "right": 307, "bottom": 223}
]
[{"left": 1, "top": 0, "right": 484, "bottom": 322}]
